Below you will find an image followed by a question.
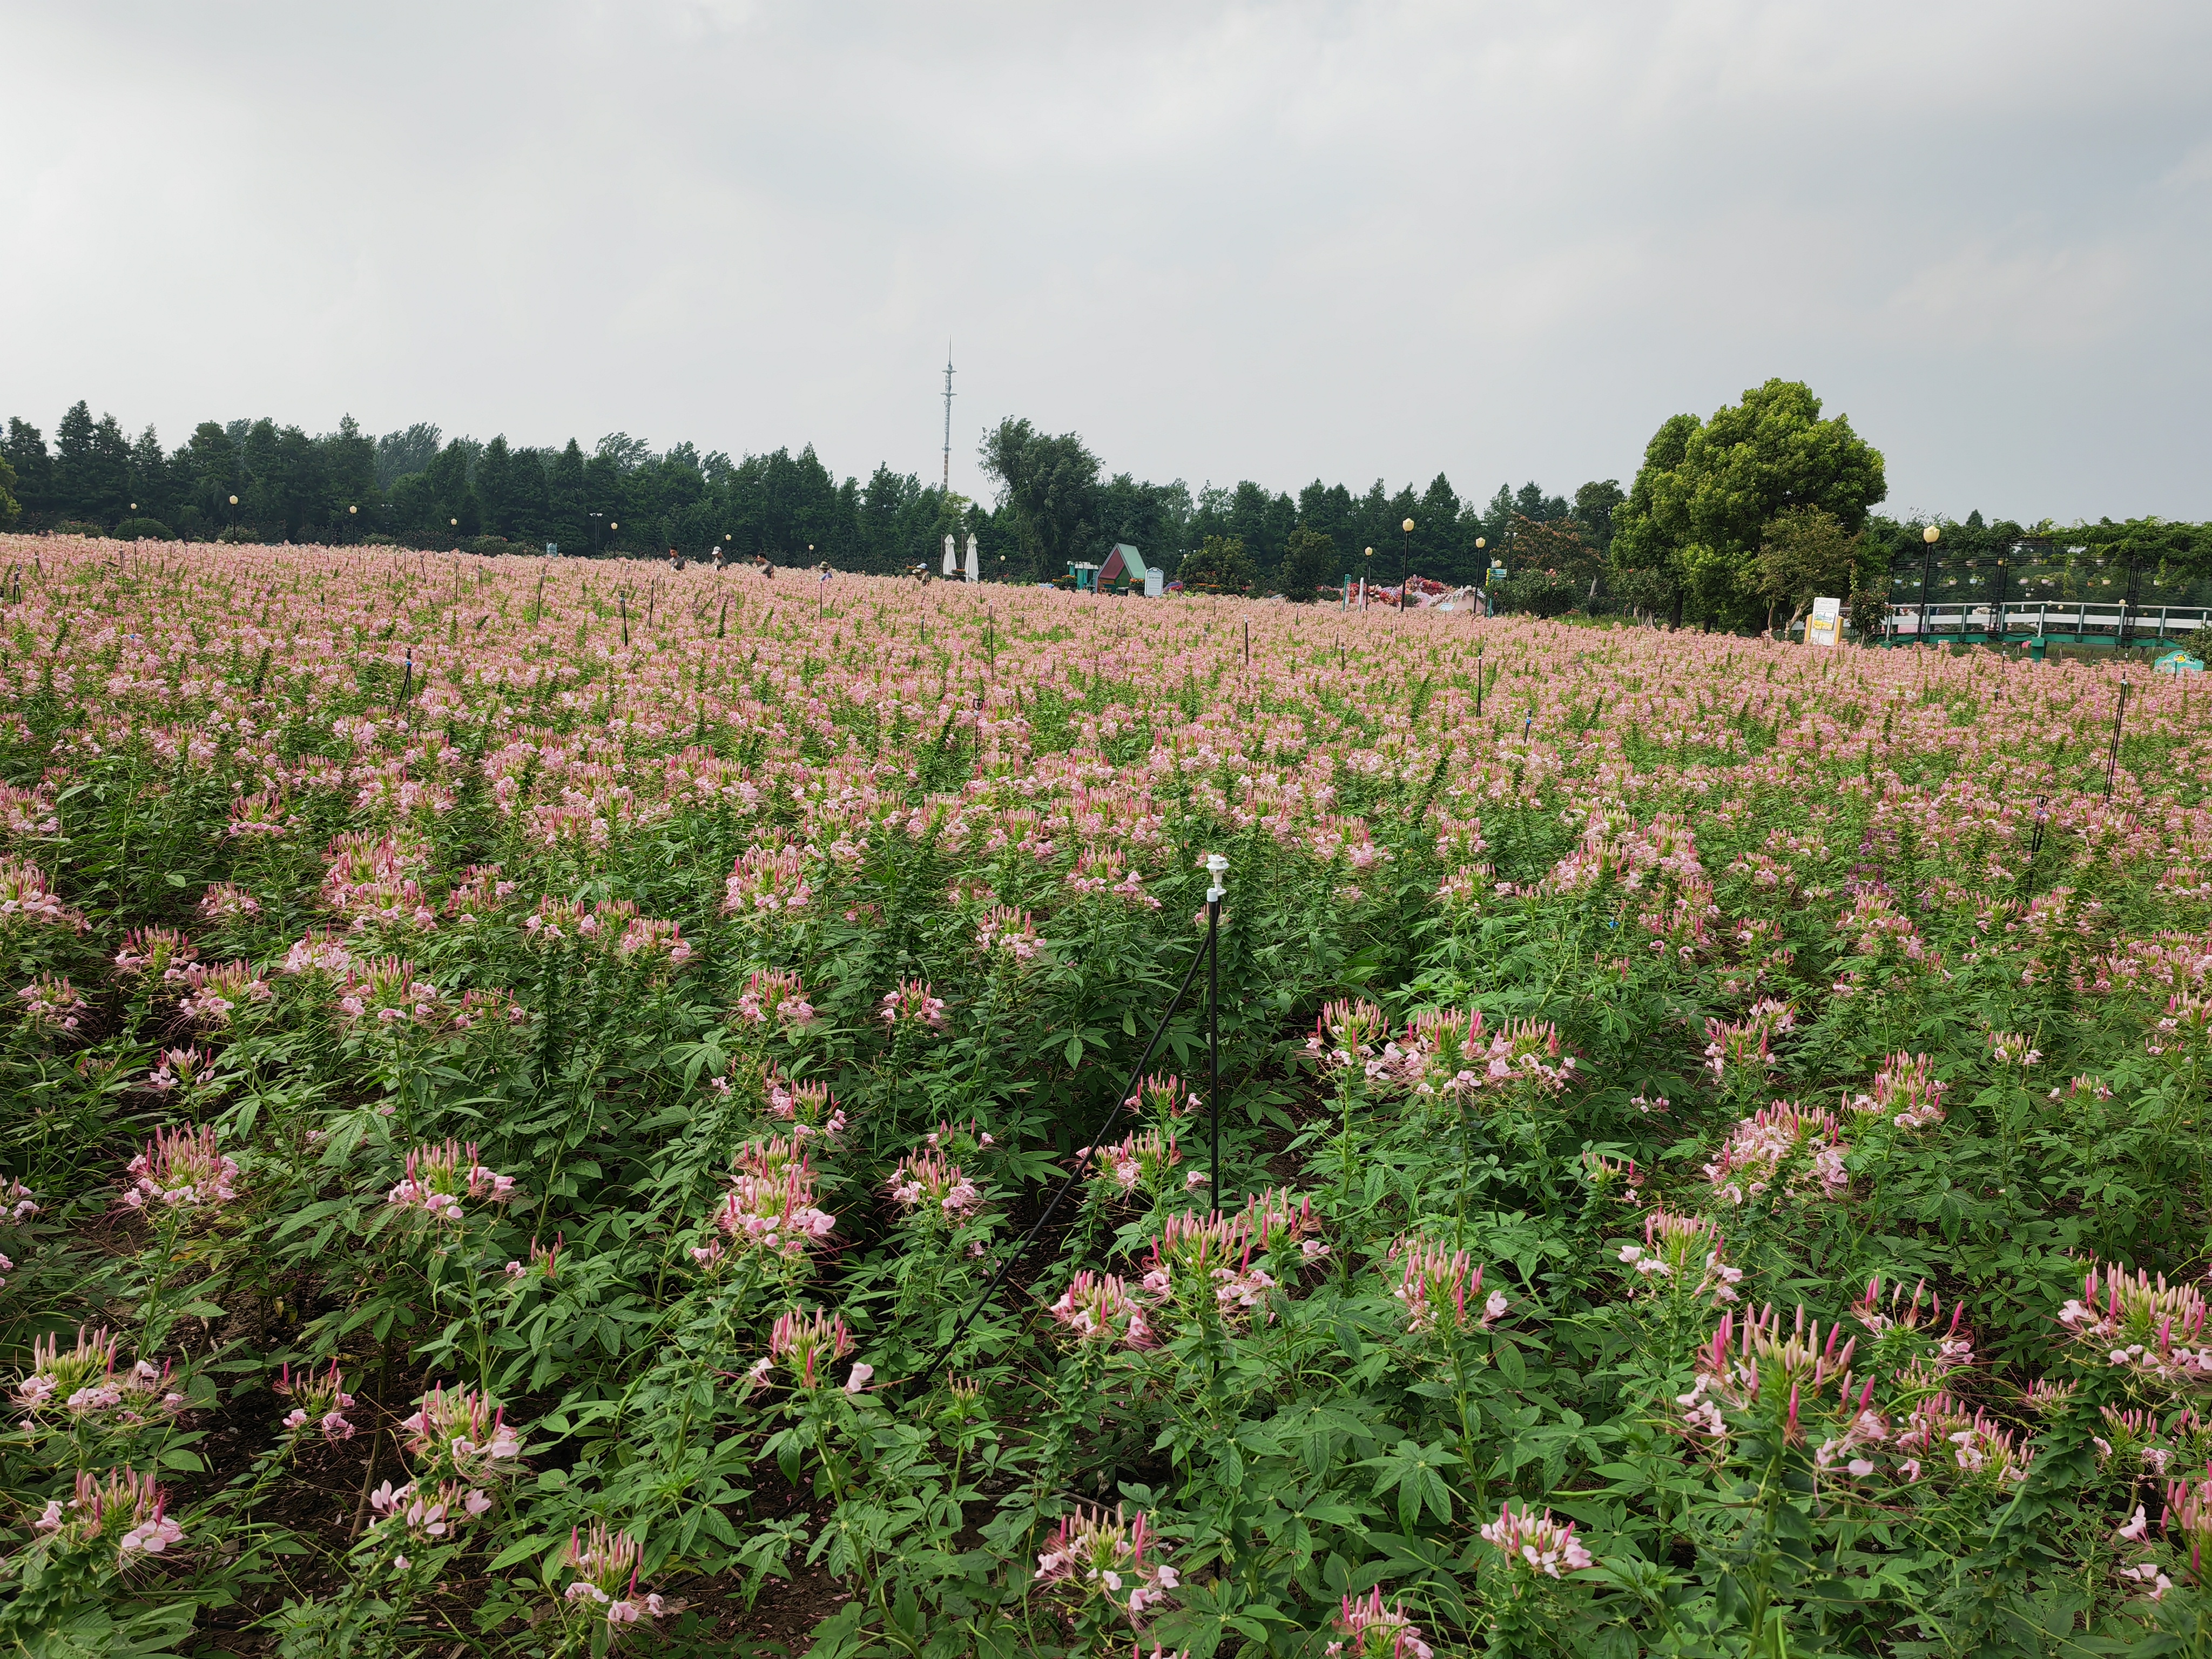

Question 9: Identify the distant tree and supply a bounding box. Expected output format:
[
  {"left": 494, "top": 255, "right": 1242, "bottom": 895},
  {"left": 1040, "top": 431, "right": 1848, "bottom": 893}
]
[
  {"left": 1502, "top": 514, "right": 1602, "bottom": 599},
  {"left": 1611, "top": 380, "right": 1885, "bottom": 629},
  {"left": 126, "top": 426, "right": 171, "bottom": 524},
  {"left": 53, "top": 402, "right": 113, "bottom": 521},
  {"left": 1178, "top": 534, "right": 1257, "bottom": 595},
  {"left": 1573, "top": 479, "right": 1624, "bottom": 554},
  {"left": 1278, "top": 525, "right": 1338, "bottom": 600},
  {"left": 548, "top": 439, "right": 587, "bottom": 552},
  {"left": 324, "top": 415, "right": 377, "bottom": 520},
  {"left": 596, "top": 433, "right": 652, "bottom": 471},
  {"left": 1754, "top": 506, "right": 1860, "bottom": 637},
  {"left": 375, "top": 423, "right": 443, "bottom": 489},
  {"left": 4, "top": 419, "right": 53, "bottom": 517},
  {"left": 978, "top": 418, "right": 1101, "bottom": 581},
  {"left": 0, "top": 450, "right": 18, "bottom": 528},
  {"left": 474, "top": 436, "right": 520, "bottom": 537}
]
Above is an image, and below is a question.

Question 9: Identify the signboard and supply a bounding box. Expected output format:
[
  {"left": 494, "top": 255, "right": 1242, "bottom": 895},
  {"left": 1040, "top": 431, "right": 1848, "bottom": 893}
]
[
  {"left": 1144, "top": 569, "right": 1164, "bottom": 597},
  {"left": 1806, "top": 595, "right": 1843, "bottom": 648},
  {"left": 2154, "top": 649, "right": 2204, "bottom": 675},
  {"left": 545, "top": 543, "right": 558, "bottom": 557}
]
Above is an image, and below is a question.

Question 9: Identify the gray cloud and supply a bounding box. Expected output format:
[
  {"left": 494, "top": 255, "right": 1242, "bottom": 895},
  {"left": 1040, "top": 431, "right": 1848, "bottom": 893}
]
[{"left": 5, "top": 0, "right": 2209, "bottom": 520}]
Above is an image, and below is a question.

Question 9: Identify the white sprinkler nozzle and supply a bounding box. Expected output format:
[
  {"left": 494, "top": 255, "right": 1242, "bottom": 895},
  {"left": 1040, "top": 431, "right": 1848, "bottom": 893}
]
[{"left": 1205, "top": 853, "right": 1229, "bottom": 905}]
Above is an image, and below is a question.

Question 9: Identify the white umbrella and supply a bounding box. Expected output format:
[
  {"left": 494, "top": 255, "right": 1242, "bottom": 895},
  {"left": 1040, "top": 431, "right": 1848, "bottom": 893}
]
[
  {"left": 963, "top": 534, "right": 980, "bottom": 583},
  {"left": 941, "top": 535, "right": 956, "bottom": 578}
]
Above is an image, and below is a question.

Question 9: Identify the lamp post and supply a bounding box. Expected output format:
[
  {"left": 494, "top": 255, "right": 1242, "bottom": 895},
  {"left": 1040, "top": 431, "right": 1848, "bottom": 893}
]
[
  {"left": 348, "top": 503, "right": 358, "bottom": 543},
  {"left": 1362, "top": 546, "right": 1373, "bottom": 610},
  {"left": 1475, "top": 536, "right": 1489, "bottom": 616},
  {"left": 1401, "top": 516, "right": 1415, "bottom": 594},
  {"left": 1989, "top": 552, "right": 2007, "bottom": 647},
  {"left": 1918, "top": 524, "right": 1940, "bottom": 646},
  {"left": 2120, "top": 554, "right": 2142, "bottom": 653},
  {"left": 589, "top": 511, "right": 605, "bottom": 555}
]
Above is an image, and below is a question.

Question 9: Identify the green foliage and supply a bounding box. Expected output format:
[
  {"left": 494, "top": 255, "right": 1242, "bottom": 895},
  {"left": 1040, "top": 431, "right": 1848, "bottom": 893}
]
[
  {"left": 1277, "top": 526, "right": 1337, "bottom": 600},
  {"left": 1614, "top": 382, "right": 1887, "bottom": 629},
  {"left": 1178, "top": 534, "right": 1258, "bottom": 594},
  {"left": 1752, "top": 505, "right": 1858, "bottom": 635}
]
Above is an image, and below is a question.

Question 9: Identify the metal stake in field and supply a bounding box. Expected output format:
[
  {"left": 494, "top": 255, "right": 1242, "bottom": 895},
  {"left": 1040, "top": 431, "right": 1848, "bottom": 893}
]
[
  {"left": 2104, "top": 680, "right": 2131, "bottom": 799},
  {"left": 1205, "top": 854, "right": 1228, "bottom": 1212}
]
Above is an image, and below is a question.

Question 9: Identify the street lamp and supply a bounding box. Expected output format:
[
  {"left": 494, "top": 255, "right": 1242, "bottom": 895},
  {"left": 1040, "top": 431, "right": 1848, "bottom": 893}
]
[
  {"left": 1363, "top": 546, "right": 1373, "bottom": 610},
  {"left": 1476, "top": 536, "right": 1489, "bottom": 615},
  {"left": 589, "top": 511, "right": 605, "bottom": 555},
  {"left": 1401, "top": 516, "right": 1415, "bottom": 592},
  {"left": 1918, "top": 524, "right": 1940, "bottom": 646}
]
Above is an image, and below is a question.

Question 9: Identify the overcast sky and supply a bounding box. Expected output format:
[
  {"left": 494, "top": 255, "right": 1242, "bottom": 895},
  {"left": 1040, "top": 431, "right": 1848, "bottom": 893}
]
[{"left": 5, "top": 1, "right": 2209, "bottom": 522}]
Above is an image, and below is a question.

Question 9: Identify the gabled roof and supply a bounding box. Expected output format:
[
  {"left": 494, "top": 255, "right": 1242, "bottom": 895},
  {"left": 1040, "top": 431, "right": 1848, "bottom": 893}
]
[{"left": 1100, "top": 543, "right": 1148, "bottom": 583}]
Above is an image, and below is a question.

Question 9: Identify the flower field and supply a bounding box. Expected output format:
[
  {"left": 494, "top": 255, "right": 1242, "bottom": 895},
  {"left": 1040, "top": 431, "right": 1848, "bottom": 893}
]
[{"left": 2, "top": 532, "right": 2211, "bottom": 1657}]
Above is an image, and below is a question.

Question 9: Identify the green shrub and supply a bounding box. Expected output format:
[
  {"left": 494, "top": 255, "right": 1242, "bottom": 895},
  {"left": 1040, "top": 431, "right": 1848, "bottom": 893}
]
[{"left": 113, "top": 518, "right": 176, "bottom": 542}]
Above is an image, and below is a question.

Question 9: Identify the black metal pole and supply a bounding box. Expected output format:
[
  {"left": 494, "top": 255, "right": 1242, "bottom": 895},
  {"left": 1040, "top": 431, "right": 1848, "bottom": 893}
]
[
  {"left": 1207, "top": 888, "right": 1221, "bottom": 1215},
  {"left": 1919, "top": 541, "right": 1935, "bottom": 645},
  {"left": 2105, "top": 680, "right": 2131, "bottom": 799},
  {"left": 915, "top": 923, "right": 1215, "bottom": 1383}
]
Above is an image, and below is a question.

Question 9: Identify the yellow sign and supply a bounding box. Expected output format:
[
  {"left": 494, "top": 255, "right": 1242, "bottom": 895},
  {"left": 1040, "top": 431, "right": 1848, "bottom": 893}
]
[{"left": 1806, "top": 596, "right": 1842, "bottom": 648}]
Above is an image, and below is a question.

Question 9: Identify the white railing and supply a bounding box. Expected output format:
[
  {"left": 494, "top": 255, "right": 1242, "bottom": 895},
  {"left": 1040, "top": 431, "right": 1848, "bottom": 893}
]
[{"left": 1886, "top": 601, "right": 2209, "bottom": 638}]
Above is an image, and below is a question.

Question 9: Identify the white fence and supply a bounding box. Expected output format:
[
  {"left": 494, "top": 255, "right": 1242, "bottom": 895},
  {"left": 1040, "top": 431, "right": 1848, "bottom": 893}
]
[{"left": 1886, "top": 601, "right": 2210, "bottom": 638}]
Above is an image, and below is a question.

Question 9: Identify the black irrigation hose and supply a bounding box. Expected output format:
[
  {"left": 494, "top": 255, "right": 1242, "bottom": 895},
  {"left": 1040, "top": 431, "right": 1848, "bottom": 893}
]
[{"left": 906, "top": 929, "right": 1214, "bottom": 1389}]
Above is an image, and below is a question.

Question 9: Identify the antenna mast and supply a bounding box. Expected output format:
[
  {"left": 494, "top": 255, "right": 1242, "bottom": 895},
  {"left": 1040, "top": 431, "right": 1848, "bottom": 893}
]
[{"left": 941, "top": 347, "right": 955, "bottom": 492}]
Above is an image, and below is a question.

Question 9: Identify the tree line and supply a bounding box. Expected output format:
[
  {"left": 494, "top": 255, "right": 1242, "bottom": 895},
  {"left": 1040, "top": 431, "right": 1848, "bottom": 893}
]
[
  {"left": 3, "top": 387, "right": 2204, "bottom": 621},
  {"left": 0, "top": 400, "right": 1618, "bottom": 596}
]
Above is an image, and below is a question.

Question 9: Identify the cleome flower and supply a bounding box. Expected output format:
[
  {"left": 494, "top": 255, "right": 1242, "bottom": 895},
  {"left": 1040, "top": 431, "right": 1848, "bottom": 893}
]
[
  {"left": 1143, "top": 1210, "right": 1279, "bottom": 1326},
  {"left": 975, "top": 903, "right": 1042, "bottom": 962},
  {"left": 274, "top": 1360, "right": 356, "bottom": 1445},
  {"left": 693, "top": 1137, "right": 836, "bottom": 1269},
  {"left": 1033, "top": 1503, "right": 1180, "bottom": 1623},
  {"left": 1326, "top": 1587, "right": 1435, "bottom": 1658},
  {"left": 1852, "top": 1275, "right": 1975, "bottom": 1379},
  {"left": 1849, "top": 1050, "right": 1949, "bottom": 1130},
  {"left": 1082, "top": 1128, "right": 1184, "bottom": 1202},
  {"left": 174, "top": 960, "right": 273, "bottom": 1028},
  {"left": 333, "top": 956, "right": 442, "bottom": 1030},
  {"left": 32, "top": 1466, "right": 183, "bottom": 1564},
  {"left": 752, "top": 1306, "right": 858, "bottom": 1391},
  {"left": 17, "top": 973, "right": 89, "bottom": 1034},
  {"left": 1480, "top": 1501, "right": 1596, "bottom": 1579},
  {"left": 878, "top": 977, "right": 947, "bottom": 1034},
  {"left": 368, "top": 1477, "right": 495, "bottom": 1541},
  {"left": 1702, "top": 1101, "right": 1849, "bottom": 1208},
  {"left": 397, "top": 1382, "right": 524, "bottom": 1484},
  {"left": 0, "top": 855, "right": 84, "bottom": 932},
  {"left": 113, "top": 926, "right": 197, "bottom": 985},
  {"left": 723, "top": 841, "right": 813, "bottom": 915},
  {"left": 561, "top": 1521, "right": 685, "bottom": 1630},
  {"left": 1616, "top": 1209, "right": 1743, "bottom": 1305},
  {"left": 387, "top": 1140, "right": 516, "bottom": 1222},
  {"left": 763, "top": 1071, "right": 847, "bottom": 1142},
  {"left": 2056, "top": 1261, "right": 2212, "bottom": 1390},
  {"left": 1047, "top": 1271, "right": 1156, "bottom": 1350},
  {"left": 886, "top": 1150, "right": 982, "bottom": 1219},
  {"left": 124, "top": 1124, "right": 241, "bottom": 1216},
  {"left": 146, "top": 1044, "right": 222, "bottom": 1098},
  {"left": 1386, "top": 1236, "right": 1507, "bottom": 1338},
  {"left": 1305, "top": 997, "right": 1388, "bottom": 1075},
  {"left": 1893, "top": 1391, "right": 2035, "bottom": 1488},
  {"left": 13, "top": 1326, "right": 184, "bottom": 1430},
  {"left": 734, "top": 968, "right": 816, "bottom": 1029}
]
